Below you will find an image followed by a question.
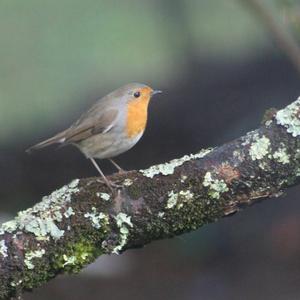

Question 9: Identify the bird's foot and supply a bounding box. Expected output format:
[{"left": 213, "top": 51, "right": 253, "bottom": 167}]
[
  {"left": 96, "top": 178, "right": 123, "bottom": 190},
  {"left": 117, "top": 168, "right": 126, "bottom": 175}
]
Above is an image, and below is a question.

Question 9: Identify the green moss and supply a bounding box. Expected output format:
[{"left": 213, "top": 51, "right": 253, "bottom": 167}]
[
  {"left": 22, "top": 254, "right": 54, "bottom": 290},
  {"left": 162, "top": 192, "right": 225, "bottom": 235},
  {"left": 54, "top": 240, "right": 103, "bottom": 274},
  {"left": 127, "top": 184, "right": 143, "bottom": 199},
  {"left": 24, "top": 249, "right": 46, "bottom": 270}
]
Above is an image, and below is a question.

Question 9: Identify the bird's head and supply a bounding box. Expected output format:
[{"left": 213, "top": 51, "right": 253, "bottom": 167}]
[{"left": 115, "top": 82, "right": 162, "bottom": 105}]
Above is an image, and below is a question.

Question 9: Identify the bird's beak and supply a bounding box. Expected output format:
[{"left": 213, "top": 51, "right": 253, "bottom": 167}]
[{"left": 151, "top": 90, "right": 162, "bottom": 96}]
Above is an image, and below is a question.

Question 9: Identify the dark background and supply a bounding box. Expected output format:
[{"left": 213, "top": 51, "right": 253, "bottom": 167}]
[{"left": 0, "top": 1, "right": 300, "bottom": 299}]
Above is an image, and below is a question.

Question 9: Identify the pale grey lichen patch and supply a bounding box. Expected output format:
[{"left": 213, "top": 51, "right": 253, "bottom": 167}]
[
  {"left": 53, "top": 211, "right": 63, "bottom": 222},
  {"left": 123, "top": 178, "right": 133, "bottom": 186},
  {"left": 112, "top": 227, "right": 129, "bottom": 254},
  {"left": 0, "top": 179, "right": 80, "bottom": 240},
  {"left": 6, "top": 210, "right": 65, "bottom": 241},
  {"left": 180, "top": 175, "right": 187, "bottom": 183},
  {"left": 279, "top": 179, "right": 288, "bottom": 187},
  {"left": 24, "top": 249, "right": 45, "bottom": 270},
  {"left": 241, "top": 130, "right": 256, "bottom": 146},
  {"left": 112, "top": 213, "right": 133, "bottom": 254},
  {"left": 241, "top": 139, "right": 250, "bottom": 146},
  {"left": 177, "top": 190, "right": 194, "bottom": 208},
  {"left": 265, "top": 120, "right": 273, "bottom": 127},
  {"left": 84, "top": 207, "right": 109, "bottom": 229},
  {"left": 179, "top": 190, "right": 194, "bottom": 200},
  {"left": 276, "top": 97, "right": 300, "bottom": 137},
  {"left": 17, "top": 210, "right": 65, "bottom": 240},
  {"left": 11, "top": 280, "right": 22, "bottom": 287},
  {"left": 233, "top": 150, "right": 245, "bottom": 164},
  {"left": 166, "top": 191, "right": 178, "bottom": 209},
  {"left": 64, "top": 207, "right": 75, "bottom": 218},
  {"left": 166, "top": 190, "right": 194, "bottom": 209},
  {"left": 258, "top": 161, "right": 268, "bottom": 170},
  {"left": 249, "top": 134, "right": 271, "bottom": 160},
  {"left": 295, "top": 167, "right": 300, "bottom": 177},
  {"left": 0, "top": 240, "right": 8, "bottom": 258},
  {"left": 62, "top": 253, "right": 89, "bottom": 267},
  {"left": 272, "top": 146, "right": 290, "bottom": 164},
  {"left": 114, "top": 213, "right": 133, "bottom": 228},
  {"left": 69, "top": 179, "right": 80, "bottom": 189},
  {"left": 0, "top": 220, "right": 18, "bottom": 234},
  {"left": 139, "top": 148, "right": 213, "bottom": 178},
  {"left": 158, "top": 212, "right": 165, "bottom": 218},
  {"left": 296, "top": 149, "right": 300, "bottom": 159},
  {"left": 42, "top": 179, "right": 80, "bottom": 205},
  {"left": 99, "top": 193, "right": 111, "bottom": 201},
  {"left": 62, "top": 255, "right": 77, "bottom": 267},
  {"left": 203, "top": 172, "right": 229, "bottom": 199}
]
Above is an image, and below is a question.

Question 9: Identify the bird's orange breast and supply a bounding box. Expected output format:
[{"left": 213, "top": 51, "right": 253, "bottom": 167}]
[{"left": 126, "top": 90, "right": 151, "bottom": 138}]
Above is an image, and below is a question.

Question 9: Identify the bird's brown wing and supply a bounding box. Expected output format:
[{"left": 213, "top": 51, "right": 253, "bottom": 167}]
[{"left": 64, "top": 108, "right": 119, "bottom": 143}]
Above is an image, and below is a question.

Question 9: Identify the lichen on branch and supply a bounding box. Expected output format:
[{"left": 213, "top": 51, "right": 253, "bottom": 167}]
[{"left": 1, "top": 97, "right": 300, "bottom": 299}]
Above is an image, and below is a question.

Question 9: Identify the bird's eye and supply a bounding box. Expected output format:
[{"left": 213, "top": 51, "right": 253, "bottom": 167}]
[{"left": 134, "top": 91, "right": 141, "bottom": 98}]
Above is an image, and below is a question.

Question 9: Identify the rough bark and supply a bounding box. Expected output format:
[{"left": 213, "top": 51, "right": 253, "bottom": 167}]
[{"left": 1, "top": 97, "right": 300, "bottom": 299}]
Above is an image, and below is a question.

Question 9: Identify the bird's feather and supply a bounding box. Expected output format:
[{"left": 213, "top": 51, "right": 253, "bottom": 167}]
[
  {"left": 26, "top": 108, "right": 119, "bottom": 152},
  {"left": 64, "top": 108, "right": 119, "bottom": 143}
]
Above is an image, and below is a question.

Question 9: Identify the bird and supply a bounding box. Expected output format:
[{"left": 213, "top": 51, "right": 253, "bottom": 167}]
[{"left": 27, "top": 83, "right": 162, "bottom": 190}]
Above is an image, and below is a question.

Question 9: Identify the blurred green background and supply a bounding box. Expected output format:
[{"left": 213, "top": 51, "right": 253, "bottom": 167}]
[
  {"left": 0, "top": 0, "right": 277, "bottom": 143},
  {"left": 1, "top": 0, "right": 300, "bottom": 299}
]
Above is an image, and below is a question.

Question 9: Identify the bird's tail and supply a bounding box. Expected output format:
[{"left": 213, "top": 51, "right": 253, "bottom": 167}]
[{"left": 26, "top": 130, "right": 68, "bottom": 153}]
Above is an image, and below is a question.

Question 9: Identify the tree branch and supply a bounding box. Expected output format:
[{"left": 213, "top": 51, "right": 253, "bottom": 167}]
[{"left": 1, "top": 97, "right": 300, "bottom": 299}]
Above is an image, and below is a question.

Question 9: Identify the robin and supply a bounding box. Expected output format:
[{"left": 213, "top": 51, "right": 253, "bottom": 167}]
[{"left": 27, "top": 83, "right": 162, "bottom": 190}]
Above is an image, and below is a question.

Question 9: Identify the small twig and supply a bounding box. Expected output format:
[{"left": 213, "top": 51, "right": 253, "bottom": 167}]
[{"left": 243, "top": 0, "right": 300, "bottom": 73}]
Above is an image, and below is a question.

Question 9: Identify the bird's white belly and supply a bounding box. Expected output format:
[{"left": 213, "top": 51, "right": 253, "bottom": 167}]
[{"left": 78, "top": 131, "right": 144, "bottom": 159}]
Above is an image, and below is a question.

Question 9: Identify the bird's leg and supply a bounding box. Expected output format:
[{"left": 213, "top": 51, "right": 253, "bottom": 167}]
[
  {"left": 89, "top": 158, "right": 114, "bottom": 191},
  {"left": 109, "top": 159, "right": 125, "bottom": 173}
]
